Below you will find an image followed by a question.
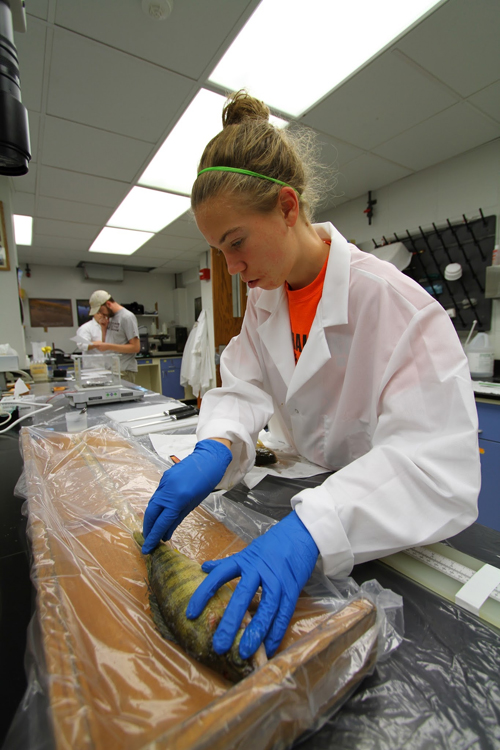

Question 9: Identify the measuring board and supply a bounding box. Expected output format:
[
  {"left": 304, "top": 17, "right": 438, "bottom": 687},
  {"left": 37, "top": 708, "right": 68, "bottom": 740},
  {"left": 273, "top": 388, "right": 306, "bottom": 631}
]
[{"left": 380, "top": 542, "right": 500, "bottom": 629}]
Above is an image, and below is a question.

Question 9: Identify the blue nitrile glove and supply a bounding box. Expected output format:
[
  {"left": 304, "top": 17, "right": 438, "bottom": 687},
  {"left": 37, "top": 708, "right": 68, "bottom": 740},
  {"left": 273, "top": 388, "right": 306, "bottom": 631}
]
[
  {"left": 185, "top": 510, "right": 319, "bottom": 658},
  {"left": 141, "top": 439, "right": 232, "bottom": 554}
]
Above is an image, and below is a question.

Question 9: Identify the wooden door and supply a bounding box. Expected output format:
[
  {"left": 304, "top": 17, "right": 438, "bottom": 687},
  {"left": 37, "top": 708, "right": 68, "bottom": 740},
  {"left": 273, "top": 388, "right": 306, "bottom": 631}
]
[{"left": 211, "top": 247, "right": 247, "bottom": 386}]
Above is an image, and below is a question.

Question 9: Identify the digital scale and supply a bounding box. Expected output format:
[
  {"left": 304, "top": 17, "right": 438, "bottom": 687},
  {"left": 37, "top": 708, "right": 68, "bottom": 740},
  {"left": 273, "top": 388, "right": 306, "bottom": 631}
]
[
  {"left": 67, "top": 353, "right": 146, "bottom": 408},
  {"left": 381, "top": 542, "right": 500, "bottom": 629},
  {"left": 67, "top": 383, "right": 146, "bottom": 408}
]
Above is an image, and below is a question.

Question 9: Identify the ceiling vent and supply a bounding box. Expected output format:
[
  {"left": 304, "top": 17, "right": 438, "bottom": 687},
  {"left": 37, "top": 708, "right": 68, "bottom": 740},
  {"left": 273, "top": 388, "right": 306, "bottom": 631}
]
[{"left": 80, "top": 263, "right": 124, "bottom": 282}]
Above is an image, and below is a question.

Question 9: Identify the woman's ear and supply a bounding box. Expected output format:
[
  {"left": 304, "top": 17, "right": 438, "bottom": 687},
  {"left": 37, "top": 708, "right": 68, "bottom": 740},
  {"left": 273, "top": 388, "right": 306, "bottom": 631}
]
[{"left": 278, "top": 187, "right": 300, "bottom": 227}]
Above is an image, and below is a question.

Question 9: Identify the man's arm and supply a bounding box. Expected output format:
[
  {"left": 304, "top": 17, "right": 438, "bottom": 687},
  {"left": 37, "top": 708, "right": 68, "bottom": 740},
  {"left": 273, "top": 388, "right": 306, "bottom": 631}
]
[{"left": 90, "top": 337, "right": 140, "bottom": 354}]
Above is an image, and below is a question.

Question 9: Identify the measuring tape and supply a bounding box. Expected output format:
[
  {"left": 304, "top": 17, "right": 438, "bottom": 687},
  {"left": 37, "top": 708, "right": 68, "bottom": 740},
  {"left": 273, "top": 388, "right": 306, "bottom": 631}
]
[
  {"left": 404, "top": 546, "right": 500, "bottom": 604},
  {"left": 381, "top": 542, "right": 500, "bottom": 628}
]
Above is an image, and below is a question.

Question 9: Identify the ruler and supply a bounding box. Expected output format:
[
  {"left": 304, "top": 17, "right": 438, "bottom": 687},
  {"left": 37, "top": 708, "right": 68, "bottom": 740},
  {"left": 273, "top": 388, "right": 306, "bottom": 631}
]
[
  {"left": 403, "top": 546, "right": 500, "bottom": 604},
  {"left": 380, "top": 542, "right": 500, "bottom": 629}
]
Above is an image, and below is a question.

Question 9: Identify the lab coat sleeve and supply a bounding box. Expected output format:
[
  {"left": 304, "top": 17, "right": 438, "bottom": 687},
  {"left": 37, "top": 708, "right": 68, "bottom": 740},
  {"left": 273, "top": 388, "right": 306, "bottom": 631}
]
[
  {"left": 75, "top": 323, "right": 93, "bottom": 352},
  {"left": 196, "top": 300, "right": 274, "bottom": 488},
  {"left": 292, "top": 303, "right": 481, "bottom": 579}
]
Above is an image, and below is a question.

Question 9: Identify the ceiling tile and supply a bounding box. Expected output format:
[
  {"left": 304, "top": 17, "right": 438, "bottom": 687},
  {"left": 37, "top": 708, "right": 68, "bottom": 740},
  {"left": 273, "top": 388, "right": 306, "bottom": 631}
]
[
  {"left": 14, "top": 16, "right": 46, "bottom": 112},
  {"left": 164, "top": 216, "right": 204, "bottom": 240},
  {"left": 11, "top": 191, "right": 35, "bottom": 216},
  {"left": 133, "top": 246, "right": 186, "bottom": 260},
  {"left": 373, "top": 103, "right": 500, "bottom": 171},
  {"left": 47, "top": 28, "right": 194, "bottom": 143},
  {"left": 12, "top": 162, "right": 38, "bottom": 200},
  {"left": 35, "top": 235, "right": 91, "bottom": 251},
  {"left": 26, "top": 1, "right": 49, "bottom": 21},
  {"left": 468, "top": 81, "right": 500, "bottom": 124},
  {"left": 38, "top": 166, "right": 129, "bottom": 208},
  {"left": 302, "top": 50, "right": 458, "bottom": 150},
  {"left": 36, "top": 196, "right": 111, "bottom": 225},
  {"left": 397, "top": 0, "right": 500, "bottom": 98},
  {"left": 35, "top": 218, "right": 101, "bottom": 241},
  {"left": 41, "top": 116, "right": 153, "bottom": 181},
  {"left": 143, "top": 234, "right": 200, "bottom": 253},
  {"left": 54, "top": 0, "right": 260, "bottom": 81},
  {"left": 334, "top": 153, "right": 412, "bottom": 202}
]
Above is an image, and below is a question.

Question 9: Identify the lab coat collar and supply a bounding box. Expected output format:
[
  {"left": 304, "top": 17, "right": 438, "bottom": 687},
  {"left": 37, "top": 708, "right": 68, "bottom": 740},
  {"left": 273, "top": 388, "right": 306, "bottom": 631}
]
[
  {"left": 254, "top": 222, "right": 351, "bottom": 391},
  {"left": 255, "top": 222, "right": 351, "bottom": 327}
]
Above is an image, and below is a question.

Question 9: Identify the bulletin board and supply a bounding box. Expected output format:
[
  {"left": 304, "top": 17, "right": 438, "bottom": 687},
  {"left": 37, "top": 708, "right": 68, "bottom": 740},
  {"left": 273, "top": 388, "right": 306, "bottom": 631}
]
[
  {"left": 376, "top": 212, "right": 496, "bottom": 333},
  {"left": 29, "top": 298, "right": 74, "bottom": 328}
]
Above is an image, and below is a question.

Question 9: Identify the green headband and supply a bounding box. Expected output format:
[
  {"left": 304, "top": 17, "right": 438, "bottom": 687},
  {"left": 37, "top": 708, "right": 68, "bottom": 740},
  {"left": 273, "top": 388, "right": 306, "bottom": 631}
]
[{"left": 197, "top": 166, "right": 300, "bottom": 196}]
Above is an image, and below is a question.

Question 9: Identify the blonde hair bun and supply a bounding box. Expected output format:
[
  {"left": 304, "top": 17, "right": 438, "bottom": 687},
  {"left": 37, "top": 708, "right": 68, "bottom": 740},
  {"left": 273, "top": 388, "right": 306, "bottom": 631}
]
[{"left": 223, "top": 90, "right": 270, "bottom": 128}]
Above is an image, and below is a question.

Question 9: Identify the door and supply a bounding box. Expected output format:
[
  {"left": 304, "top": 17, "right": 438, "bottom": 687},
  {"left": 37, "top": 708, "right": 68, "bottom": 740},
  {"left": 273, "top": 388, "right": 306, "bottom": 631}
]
[{"left": 211, "top": 247, "right": 247, "bottom": 387}]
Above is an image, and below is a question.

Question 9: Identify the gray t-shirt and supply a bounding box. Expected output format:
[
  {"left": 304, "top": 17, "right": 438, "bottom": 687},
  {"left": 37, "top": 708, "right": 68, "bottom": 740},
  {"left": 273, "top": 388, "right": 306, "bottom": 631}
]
[{"left": 106, "top": 308, "right": 139, "bottom": 372}]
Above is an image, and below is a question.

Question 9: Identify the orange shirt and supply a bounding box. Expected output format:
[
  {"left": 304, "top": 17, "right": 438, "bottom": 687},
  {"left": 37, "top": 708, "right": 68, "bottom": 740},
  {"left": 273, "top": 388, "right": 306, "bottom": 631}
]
[{"left": 286, "top": 242, "right": 330, "bottom": 363}]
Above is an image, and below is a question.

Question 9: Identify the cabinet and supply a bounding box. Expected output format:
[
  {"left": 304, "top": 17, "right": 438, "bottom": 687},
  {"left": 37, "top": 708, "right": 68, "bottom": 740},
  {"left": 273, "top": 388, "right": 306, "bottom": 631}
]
[
  {"left": 476, "top": 400, "right": 500, "bottom": 532},
  {"left": 160, "top": 358, "right": 184, "bottom": 399}
]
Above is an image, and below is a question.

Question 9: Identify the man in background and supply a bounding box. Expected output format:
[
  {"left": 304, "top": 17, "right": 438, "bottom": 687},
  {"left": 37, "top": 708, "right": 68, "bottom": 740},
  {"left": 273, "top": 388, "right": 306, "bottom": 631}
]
[{"left": 88, "top": 290, "right": 140, "bottom": 382}]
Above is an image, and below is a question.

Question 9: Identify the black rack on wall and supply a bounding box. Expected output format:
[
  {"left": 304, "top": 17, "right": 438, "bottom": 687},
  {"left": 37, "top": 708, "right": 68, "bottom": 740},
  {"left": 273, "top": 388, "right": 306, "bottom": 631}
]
[{"left": 373, "top": 210, "right": 497, "bottom": 332}]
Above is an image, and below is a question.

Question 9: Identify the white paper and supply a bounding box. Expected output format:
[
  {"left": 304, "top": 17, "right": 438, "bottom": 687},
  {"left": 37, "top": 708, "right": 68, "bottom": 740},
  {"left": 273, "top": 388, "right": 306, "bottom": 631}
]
[
  {"left": 147, "top": 429, "right": 328, "bottom": 488},
  {"left": 149, "top": 434, "right": 197, "bottom": 464},
  {"left": 14, "top": 378, "right": 30, "bottom": 398}
]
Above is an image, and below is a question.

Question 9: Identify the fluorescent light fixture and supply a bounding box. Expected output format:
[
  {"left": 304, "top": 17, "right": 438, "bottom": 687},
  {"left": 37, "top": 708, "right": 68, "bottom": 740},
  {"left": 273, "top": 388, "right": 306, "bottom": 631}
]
[
  {"left": 107, "top": 186, "right": 191, "bottom": 232},
  {"left": 13, "top": 214, "right": 32, "bottom": 245},
  {"left": 139, "top": 88, "right": 288, "bottom": 195},
  {"left": 89, "top": 227, "right": 154, "bottom": 255},
  {"left": 209, "top": 0, "right": 444, "bottom": 117}
]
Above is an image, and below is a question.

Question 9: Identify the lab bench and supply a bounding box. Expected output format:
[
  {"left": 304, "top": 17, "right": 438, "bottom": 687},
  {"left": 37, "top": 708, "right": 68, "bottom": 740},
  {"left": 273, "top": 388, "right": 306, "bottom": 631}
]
[{"left": 1, "top": 392, "right": 499, "bottom": 748}]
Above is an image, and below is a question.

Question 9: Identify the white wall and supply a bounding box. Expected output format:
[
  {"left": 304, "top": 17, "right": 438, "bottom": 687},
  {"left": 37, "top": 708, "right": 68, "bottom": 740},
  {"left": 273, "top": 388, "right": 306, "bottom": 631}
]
[
  {"left": 317, "top": 138, "right": 500, "bottom": 356},
  {"left": 21, "top": 265, "right": 178, "bottom": 355}
]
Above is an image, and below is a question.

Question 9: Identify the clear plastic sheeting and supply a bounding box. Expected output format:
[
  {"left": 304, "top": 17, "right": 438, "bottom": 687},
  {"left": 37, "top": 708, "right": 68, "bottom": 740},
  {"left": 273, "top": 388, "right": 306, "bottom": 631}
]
[
  {"left": 4, "top": 424, "right": 402, "bottom": 750},
  {"left": 224, "top": 474, "right": 500, "bottom": 750}
]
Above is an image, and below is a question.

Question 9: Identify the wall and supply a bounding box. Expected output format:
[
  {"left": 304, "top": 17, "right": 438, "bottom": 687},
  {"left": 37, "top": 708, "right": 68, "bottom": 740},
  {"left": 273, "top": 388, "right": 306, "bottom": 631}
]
[
  {"left": 21, "top": 265, "right": 178, "bottom": 355},
  {"left": 317, "top": 138, "right": 500, "bottom": 355}
]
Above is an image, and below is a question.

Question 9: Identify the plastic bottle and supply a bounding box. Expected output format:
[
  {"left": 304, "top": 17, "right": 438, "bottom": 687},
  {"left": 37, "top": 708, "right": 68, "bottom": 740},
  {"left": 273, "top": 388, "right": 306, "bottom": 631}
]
[
  {"left": 464, "top": 333, "right": 494, "bottom": 380},
  {"left": 492, "top": 245, "right": 500, "bottom": 267}
]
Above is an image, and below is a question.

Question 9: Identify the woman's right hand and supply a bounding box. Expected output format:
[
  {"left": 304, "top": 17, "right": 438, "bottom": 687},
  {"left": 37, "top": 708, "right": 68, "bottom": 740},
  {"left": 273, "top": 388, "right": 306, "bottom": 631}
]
[{"left": 141, "top": 439, "right": 232, "bottom": 554}]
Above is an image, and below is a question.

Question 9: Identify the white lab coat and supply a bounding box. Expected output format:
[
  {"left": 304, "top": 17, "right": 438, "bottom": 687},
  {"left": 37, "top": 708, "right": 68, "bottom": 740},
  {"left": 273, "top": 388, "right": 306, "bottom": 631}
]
[
  {"left": 75, "top": 318, "right": 103, "bottom": 352},
  {"left": 180, "top": 310, "right": 214, "bottom": 397},
  {"left": 197, "top": 222, "right": 480, "bottom": 578}
]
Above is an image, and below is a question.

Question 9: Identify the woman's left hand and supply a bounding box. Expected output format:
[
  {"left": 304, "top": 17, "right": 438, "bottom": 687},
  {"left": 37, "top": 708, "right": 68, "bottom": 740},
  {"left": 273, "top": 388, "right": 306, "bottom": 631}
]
[{"left": 186, "top": 510, "right": 319, "bottom": 658}]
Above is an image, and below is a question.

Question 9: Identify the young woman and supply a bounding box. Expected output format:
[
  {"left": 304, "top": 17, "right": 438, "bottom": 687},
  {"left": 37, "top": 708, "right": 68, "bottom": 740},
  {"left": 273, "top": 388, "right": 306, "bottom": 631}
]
[{"left": 142, "top": 91, "right": 480, "bottom": 662}]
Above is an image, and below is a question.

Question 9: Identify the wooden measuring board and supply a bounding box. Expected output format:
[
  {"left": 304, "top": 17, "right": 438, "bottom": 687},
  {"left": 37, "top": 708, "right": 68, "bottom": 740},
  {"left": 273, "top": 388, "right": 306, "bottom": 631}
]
[{"left": 380, "top": 542, "right": 500, "bottom": 629}]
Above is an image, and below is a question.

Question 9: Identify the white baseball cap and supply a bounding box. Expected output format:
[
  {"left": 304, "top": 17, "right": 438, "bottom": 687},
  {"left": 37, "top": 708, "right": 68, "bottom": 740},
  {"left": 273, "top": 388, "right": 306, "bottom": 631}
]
[{"left": 89, "top": 290, "right": 111, "bottom": 316}]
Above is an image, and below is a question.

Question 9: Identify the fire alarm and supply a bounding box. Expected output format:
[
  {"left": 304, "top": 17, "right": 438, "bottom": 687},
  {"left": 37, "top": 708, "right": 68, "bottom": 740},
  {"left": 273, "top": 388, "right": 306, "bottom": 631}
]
[{"left": 199, "top": 268, "right": 210, "bottom": 281}]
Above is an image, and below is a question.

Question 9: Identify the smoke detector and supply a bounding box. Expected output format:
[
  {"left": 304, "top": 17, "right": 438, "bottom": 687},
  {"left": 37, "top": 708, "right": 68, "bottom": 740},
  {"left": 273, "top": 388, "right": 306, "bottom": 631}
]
[{"left": 141, "top": 0, "right": 173, "bottom": 21}]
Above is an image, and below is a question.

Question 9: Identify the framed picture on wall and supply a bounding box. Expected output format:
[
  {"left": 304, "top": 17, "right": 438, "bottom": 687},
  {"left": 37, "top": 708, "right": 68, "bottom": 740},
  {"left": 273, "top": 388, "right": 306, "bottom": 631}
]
[
  {"left": 29, "top": 298, "right": 74, "bottom": 327},
  {"left": 0, "top": 202, "right": 10, "bottom": 272},
  {"left": 77, "top": 299, "right": 92, "bottom": 326}
]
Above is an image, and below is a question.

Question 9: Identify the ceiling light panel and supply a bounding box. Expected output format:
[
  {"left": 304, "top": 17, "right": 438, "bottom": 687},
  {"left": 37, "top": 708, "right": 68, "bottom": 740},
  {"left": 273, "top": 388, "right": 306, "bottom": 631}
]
[
  {"left": 89, "top": 227, "right": 154, "bottom": 255},
  {"left": 107, "top": 186, "right": 191, "bottom": 232},
  {"left": 138, "top": 88, "right": 288, "bottom": 195},
  {"left": 208, "top": 0, "right": 444, "bottom": 117},
  {"left": 13, "top": 214, "right": 33, "bottom": 245}
]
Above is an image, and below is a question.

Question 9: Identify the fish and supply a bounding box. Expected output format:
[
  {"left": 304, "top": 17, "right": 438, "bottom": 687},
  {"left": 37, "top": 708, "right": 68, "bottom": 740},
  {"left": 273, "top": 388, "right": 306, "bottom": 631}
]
[{"left": 134, "top": 531, "right": 267, "bottom": 683}]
